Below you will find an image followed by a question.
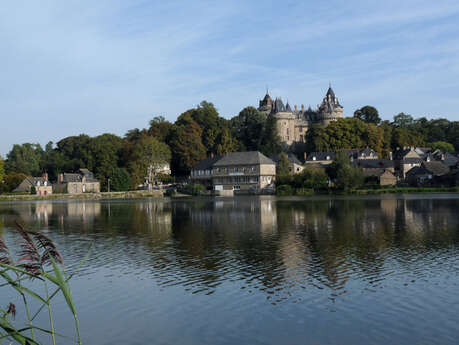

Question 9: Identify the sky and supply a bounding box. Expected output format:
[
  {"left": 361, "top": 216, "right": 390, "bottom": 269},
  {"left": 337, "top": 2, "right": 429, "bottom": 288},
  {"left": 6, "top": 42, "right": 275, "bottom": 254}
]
[{"left": 1, "top": 0, "right": 459, "bottom": 155}]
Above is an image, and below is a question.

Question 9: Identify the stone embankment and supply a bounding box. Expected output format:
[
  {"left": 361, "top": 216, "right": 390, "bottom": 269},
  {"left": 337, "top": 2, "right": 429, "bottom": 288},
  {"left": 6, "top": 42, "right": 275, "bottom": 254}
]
[{"left": 0, "top": 190, "right": 164, "bottom": 202}]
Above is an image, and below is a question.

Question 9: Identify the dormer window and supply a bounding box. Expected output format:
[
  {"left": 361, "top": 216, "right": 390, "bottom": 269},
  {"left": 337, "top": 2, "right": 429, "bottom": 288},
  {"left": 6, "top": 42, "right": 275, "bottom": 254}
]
[
  {"left": 44, "top": 181, "right": 47, "bottom": 186},
  {"left": 326, "top": 156, "right": 330, "bottom": 160},
  {"left": 37, "top": 181, "right": 41, "bottom": 186},
  {"left": 312, "top": 157, "right": 316, "bottom": 161}
]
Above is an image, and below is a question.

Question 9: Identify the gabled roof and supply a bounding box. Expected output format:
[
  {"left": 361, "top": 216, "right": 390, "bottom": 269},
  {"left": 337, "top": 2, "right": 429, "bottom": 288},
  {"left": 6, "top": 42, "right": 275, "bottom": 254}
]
[
  {"left": 192, "top": 156, "right": 222, "bottom": 170},
  {"left": 213, "top": 151, "right": 275, "bottom": 166},
  {"left": 363, "top": 168, "right": 395, "bottom": 177},
  {"left": 306, "top": 152, "right": 335, "bottom": 161},
  {"left": 422, "top": 161, "right": 450, "bottom": 176}
]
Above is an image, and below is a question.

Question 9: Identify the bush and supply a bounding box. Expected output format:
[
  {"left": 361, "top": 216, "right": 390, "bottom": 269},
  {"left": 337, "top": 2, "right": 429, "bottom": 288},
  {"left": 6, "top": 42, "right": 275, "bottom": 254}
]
[
  {"left": 276, "top": 185, "right": 294, "bottom": 196},
  {"left": 295, "top": 188, "right": 314, "bottom": 196},
  {"left": 165, "top": 188, "right": 177, "bottom": 197},
  {"left": 183, "top": 183, "right": 204, "bottom": 196}
]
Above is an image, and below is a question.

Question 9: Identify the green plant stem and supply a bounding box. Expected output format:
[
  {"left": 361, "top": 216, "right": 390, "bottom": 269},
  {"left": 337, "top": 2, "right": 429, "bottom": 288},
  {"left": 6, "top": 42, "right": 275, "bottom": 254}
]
[
  {"left": 73, "top": 313, "right": 82, "bottom": 345},
  {"left": 44, "top": 281, "right": 56, "bottom": 345},
  {"left": 18, "top": 278, "right": 35, "bottom": 341}
]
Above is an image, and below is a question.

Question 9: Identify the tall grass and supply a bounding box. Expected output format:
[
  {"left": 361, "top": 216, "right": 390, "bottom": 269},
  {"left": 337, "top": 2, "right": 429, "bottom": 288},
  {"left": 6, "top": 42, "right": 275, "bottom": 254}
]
[{"left": 0, "top": 222, "right": 84, "bottom": 344}]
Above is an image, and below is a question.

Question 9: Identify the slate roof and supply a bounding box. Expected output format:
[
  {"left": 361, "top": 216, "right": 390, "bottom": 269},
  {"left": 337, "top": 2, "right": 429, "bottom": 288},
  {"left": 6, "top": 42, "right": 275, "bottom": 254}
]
[
  {"left": 402, "top": 157, "right": 423, "bottom": 164},
  {"left": 272, "top": 98, "right": 286, "bottom": 113},
  {"left": 305, "top": 152, "right": 335, "bottom": 162},
  {"left": 344, "top": 148, "right": 377, "bottom": 159},
  {"left": 363, "top": 168, "right": 395, "bottom": 177},
  {"left": 61, "top": 169, "right": 99, "bottom": 183},
  {"left": 326, "top": 86, "right": 335, "bottom": 99},
  {"left": 192, "top": 156, "right": 222, "bottom": 171},
  {"left": 422, "top": 161, "right": 450, "bottom": 176},
  {"left": 442, "top": 153, "right": 459, "bottom": 167},
  {"left": 13, "top": 177, "right": 51, "bottom": 193},
  {"left": 214, "top": 151, "right": 275, "bottom": 166},
  {"left": 354, "top": 159, "right": 394, "bottom": 169}
]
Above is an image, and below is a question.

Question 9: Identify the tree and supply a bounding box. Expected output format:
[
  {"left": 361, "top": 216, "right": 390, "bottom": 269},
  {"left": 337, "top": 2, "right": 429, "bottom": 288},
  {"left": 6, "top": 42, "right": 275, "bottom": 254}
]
[
  {"left": 110, "top": 167, "right": 131, "bottom": 191},
  {"left": 277, "top": 153, "right": 291, "bottom": 176},
  {"left": 259, "top": 114, "right": 282, "bottom": 156},
  {"left": 215, "top": 127, "right": 239, "bottom": 155},
  {"left": 168, "top": 113, "right": 207, "bottom": 176},
  {"left": 293, "top": 166, "right": 328, "bottom": 189},
  {"left": 0, "top": 157, "right": 4, "bottom": 183},
  {"left": 354, "top": 106, "right": 381, "bottom": 124},
  {"left": 393, "top": 113, "right": 414, "bottom": 127},
  {"left": 328, "top": 152, "right": 364, "bottom": 190},
  {"left": 127, "top": 136, "right": 171, "bottom": 187},
  {"left": 148, "top": 116, "right": 173, "bottom": 142},
  {"left": 430, "top": 141, "right": 455, "bottom": 153},
  {"left": 231, "top": 106, "right": 267, "bottom": 151},
  {"left": 0, "top": 173, "right": 27, "bottom": 193},
  {"left": 5, "top": 143, "right": 44, "bottom": 176}
]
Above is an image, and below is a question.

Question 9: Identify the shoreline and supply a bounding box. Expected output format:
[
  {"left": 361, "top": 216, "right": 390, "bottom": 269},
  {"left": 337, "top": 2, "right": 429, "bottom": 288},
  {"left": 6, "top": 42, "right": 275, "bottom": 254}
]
[{"left": 0, "top": 190, "right": 164, "bottom": 202}]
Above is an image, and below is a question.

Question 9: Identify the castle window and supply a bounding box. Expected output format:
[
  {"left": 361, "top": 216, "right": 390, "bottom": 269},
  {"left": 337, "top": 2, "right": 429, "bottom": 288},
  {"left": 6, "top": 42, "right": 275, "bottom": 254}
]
[
  {"left": 326, "top": 156, "right": 330, "bottom": 160},
  {"left": 313, "top": 157, "right": 316, "bottom": 161}
]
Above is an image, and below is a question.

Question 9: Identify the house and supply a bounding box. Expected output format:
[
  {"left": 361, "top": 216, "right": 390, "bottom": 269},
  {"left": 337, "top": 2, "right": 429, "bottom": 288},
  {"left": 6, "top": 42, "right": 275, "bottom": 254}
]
[
  {"left": 354, "top": 159, "right": 395, "bottom": 173},
  {"left": 190, "top": 156, "right": 222, "bottom": 188},
  {"left": 270, "top": 153, "right": 304, "bottom": 174},
  {"left": 345, "top": 148, "right": 379, "bottom": 160},
  {"left": 55, "top": 169, "right": 100, "bottom": 194},
  {"left": 406, "top": 161, "right": 450, "bottom": 186},
  {"left": 363, "top": 169, "right": 397, "bottom": 186},
  {"left": 13, "top": 174, "right": 53, "bottom": 195},
  {"left": 211, "top": 151, "right": 276, "bottom": 191},
  {"left": 393, "top": 147, "right": 423, "bottom": 178}
]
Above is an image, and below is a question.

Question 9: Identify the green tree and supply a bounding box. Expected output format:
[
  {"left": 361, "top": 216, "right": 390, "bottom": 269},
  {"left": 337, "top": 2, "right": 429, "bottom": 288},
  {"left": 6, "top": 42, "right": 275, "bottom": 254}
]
[
  {"left": 5, "top": 143, "right": 44, "bottom": 175},
  {"left": 215, "top": 127, "right": 239, "bottom": 155},
  {"left": 294, "top": 166, "right": 328, "bottom": 189},
  {"left": 277, "top": 153, "right": 291, "bottom": 175},
  {"left": 110, "top": 167, "right": 131, "bottom": 191},
  {"left": 127, "top": 136, "right": 172, "bottom": 187},
  {"left": 0, "top": 173, "right": 27, "bottom": 193},
  {"left": 430, "top": 141, "right": 455, "bottom": 153},
  {"left": 0, "top": 156, "right": 4, "bottom": 183},
  {"left": 328, "top": 152, "right": 364, "bottom": 190},
  {"left": 393, "top": 112, "right": 414, "bottom": 127},
  {"left": 168, "top": 113, "right": 207, "bottom": 176},
  {"left": 259, "top": 114, "right": 282, "bottom": 156},
  {"left": 231, "top": 106, "right": 267, "bottom": 151},
  {"left": 354, "top": 106, "right": 381, "bottom": 124},
  {"left": 148, "top": 116, "right": 173, "bottom": 142}
]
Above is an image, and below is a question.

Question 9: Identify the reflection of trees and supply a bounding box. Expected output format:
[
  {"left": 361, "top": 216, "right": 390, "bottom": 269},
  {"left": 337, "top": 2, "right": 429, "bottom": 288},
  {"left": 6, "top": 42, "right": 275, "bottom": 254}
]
[{"left": 0, "top": 196, "right": 458, "bottom": 302}]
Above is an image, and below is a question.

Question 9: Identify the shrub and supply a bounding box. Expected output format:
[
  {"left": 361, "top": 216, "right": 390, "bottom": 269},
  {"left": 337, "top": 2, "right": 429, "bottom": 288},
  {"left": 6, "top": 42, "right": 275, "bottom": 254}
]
[{"left": 276, "top": 185, "right": 294, "bottom": 196}]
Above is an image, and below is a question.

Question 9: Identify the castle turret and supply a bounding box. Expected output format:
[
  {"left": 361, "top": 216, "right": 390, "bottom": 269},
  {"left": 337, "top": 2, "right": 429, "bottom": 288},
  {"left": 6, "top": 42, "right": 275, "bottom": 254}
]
[
  {"left": 258, "top": 92, "right": 273, "bottom": 114},
  {"left": 317, "top": 85, "right": 343, "bottom": 125}
]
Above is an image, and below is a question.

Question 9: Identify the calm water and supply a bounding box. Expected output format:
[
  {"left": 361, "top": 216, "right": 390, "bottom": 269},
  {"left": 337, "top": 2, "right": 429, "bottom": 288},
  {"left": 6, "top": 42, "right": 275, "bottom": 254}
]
[{"left": 0, "top": 195, "right": 458, "bottom": 345}]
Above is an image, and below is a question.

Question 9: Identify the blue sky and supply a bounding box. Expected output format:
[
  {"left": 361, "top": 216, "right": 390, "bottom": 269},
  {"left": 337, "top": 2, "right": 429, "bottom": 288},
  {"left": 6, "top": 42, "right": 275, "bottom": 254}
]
[{"left": 1, "top": 0, "right": 459, "bottom": 155}]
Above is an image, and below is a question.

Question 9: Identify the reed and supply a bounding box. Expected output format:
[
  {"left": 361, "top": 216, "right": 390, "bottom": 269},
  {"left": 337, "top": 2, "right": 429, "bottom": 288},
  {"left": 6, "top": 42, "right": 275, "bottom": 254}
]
[{"left": 0, "top": 221, "right": 84, "bottom": 344}]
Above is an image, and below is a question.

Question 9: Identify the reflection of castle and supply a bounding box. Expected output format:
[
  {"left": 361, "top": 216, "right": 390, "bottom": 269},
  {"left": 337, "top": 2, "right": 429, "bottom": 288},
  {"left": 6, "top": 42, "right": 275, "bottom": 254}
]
[{"left": 258, "top": 86, "right": 343, "bottom": 146}]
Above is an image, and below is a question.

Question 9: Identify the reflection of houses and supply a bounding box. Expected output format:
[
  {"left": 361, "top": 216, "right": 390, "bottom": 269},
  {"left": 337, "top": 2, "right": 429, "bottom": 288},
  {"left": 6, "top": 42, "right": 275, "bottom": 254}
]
[
  {"left": 13, "top": 174, "right": 53, "bottom": 195},
  {"left": 55, "top": 169, "right": 100, "bottom": 194}
]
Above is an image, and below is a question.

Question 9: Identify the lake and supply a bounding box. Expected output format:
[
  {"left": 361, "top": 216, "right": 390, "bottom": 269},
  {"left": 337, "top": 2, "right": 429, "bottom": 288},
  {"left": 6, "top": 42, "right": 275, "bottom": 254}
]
[{"left": 0, "top": 195, "right": 458, "bottom": 345}]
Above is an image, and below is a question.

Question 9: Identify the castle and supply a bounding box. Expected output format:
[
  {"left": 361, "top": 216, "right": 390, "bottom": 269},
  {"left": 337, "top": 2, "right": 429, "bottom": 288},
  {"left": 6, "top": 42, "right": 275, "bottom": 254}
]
[{"left": 258, "top": 86, "right": 343, "bottom": 147}]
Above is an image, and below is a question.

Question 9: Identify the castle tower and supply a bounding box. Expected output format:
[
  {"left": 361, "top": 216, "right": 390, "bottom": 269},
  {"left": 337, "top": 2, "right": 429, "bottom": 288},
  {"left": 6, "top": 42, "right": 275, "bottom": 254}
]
[
  {"left": 258, "top": 92, "right": 273, "bottom": 114},
  {"left": 317, "top": 85, "right": 343, "bottom": 126}
]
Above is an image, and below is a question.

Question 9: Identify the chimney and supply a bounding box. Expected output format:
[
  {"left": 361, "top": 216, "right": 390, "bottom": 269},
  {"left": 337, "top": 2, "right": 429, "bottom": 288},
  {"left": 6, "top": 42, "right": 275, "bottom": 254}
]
[
  {"left": 42, "top": 173, "right": 48, "bottom": 181},
  {"left": 294, "top": 105, "right": 298, "bottom": 111},
  {"left": 58, "top": 173, "right": 64, "bottom": 184},
  {"left": 304, "top": 152, "right": 307, "bottom": 160},
  {"left": 389, "top": 152, "right": 393, "bottom": 160},
  {"left": 301, "top": 104, "right": 305, "bottom": 111}
]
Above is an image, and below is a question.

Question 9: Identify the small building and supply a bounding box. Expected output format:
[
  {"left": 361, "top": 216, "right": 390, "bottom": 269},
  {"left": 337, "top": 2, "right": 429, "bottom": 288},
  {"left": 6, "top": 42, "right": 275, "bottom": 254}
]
[
  {"left": 354, "top": 159, "right": 395, "bottom": 173},
  {"left": 212, "top": 151, "right": 276, "bottom": 191},
  {"left": 393, "top": 147, "right": 423, "bottom": 178},
  {"left": 345, "top": 148, "right": 379, "bottom": 160},
  {"left": 13, "top": 174, "right": 53, "bottom": 195},
  {"left": 270, "top": 153, "right": 304, "bottom": 174},
  {"left": 55, "top": 169, "right": 100, "bottom": 194},
  {"left": 406, "top": 161, "right": 450, "bottom": 186},
  {"left": 363, "top": 169, "right": 397, "bottom": 186}
]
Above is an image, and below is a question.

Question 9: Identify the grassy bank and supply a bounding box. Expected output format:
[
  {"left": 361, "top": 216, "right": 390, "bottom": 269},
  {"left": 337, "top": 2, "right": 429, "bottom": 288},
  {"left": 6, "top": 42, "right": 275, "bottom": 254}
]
[
  {"left": 276, "top": 186, "right": 459, "bottom": 196},
  {"left": 0, "top": 190, "right": 164, "bottom": 202}
]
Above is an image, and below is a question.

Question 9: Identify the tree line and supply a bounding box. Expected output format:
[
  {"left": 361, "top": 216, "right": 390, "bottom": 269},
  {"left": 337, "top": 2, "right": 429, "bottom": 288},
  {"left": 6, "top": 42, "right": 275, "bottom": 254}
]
[{"left": 0, "top": 102, "right": 457, "bottom": 193}]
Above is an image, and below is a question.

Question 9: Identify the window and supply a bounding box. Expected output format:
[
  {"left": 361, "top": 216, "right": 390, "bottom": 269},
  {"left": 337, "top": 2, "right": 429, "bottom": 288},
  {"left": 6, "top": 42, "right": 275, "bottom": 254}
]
[
  {"left": 312, "top": 156, "right": 316, "bottom": 161},
  {"left": 37, "top": 181, "right": 41, "bottom": 186},
  {"left": 326, "top": 156, "right": 330, "bottom": 160}
]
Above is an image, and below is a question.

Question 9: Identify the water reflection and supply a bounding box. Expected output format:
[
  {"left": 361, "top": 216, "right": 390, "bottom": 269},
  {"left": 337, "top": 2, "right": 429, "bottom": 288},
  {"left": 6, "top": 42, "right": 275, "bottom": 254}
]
[{"left": 1, "top": 196, "right": 457, "bottom": 302}]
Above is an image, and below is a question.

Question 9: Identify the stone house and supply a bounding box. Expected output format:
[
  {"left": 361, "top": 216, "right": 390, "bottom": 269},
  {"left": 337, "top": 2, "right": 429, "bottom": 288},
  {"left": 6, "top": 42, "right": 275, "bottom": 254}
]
[
  {"left": 363, "top": 169, "right": 397, "bottom": 186},
  {"left": 13, "top": 174, "right": 53, "bottom": 195},
  {"left": 55, "top": 169, "right": 100, "bottom": 194},
  {"left": 406, "top": 161, "right": 450, "bottom": 186},
  {"left": 211, "top": 151, "right": 276, "bottom": 191},
  {"left": 393, "top": 148, "right": 423, "bottom": 178}
]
